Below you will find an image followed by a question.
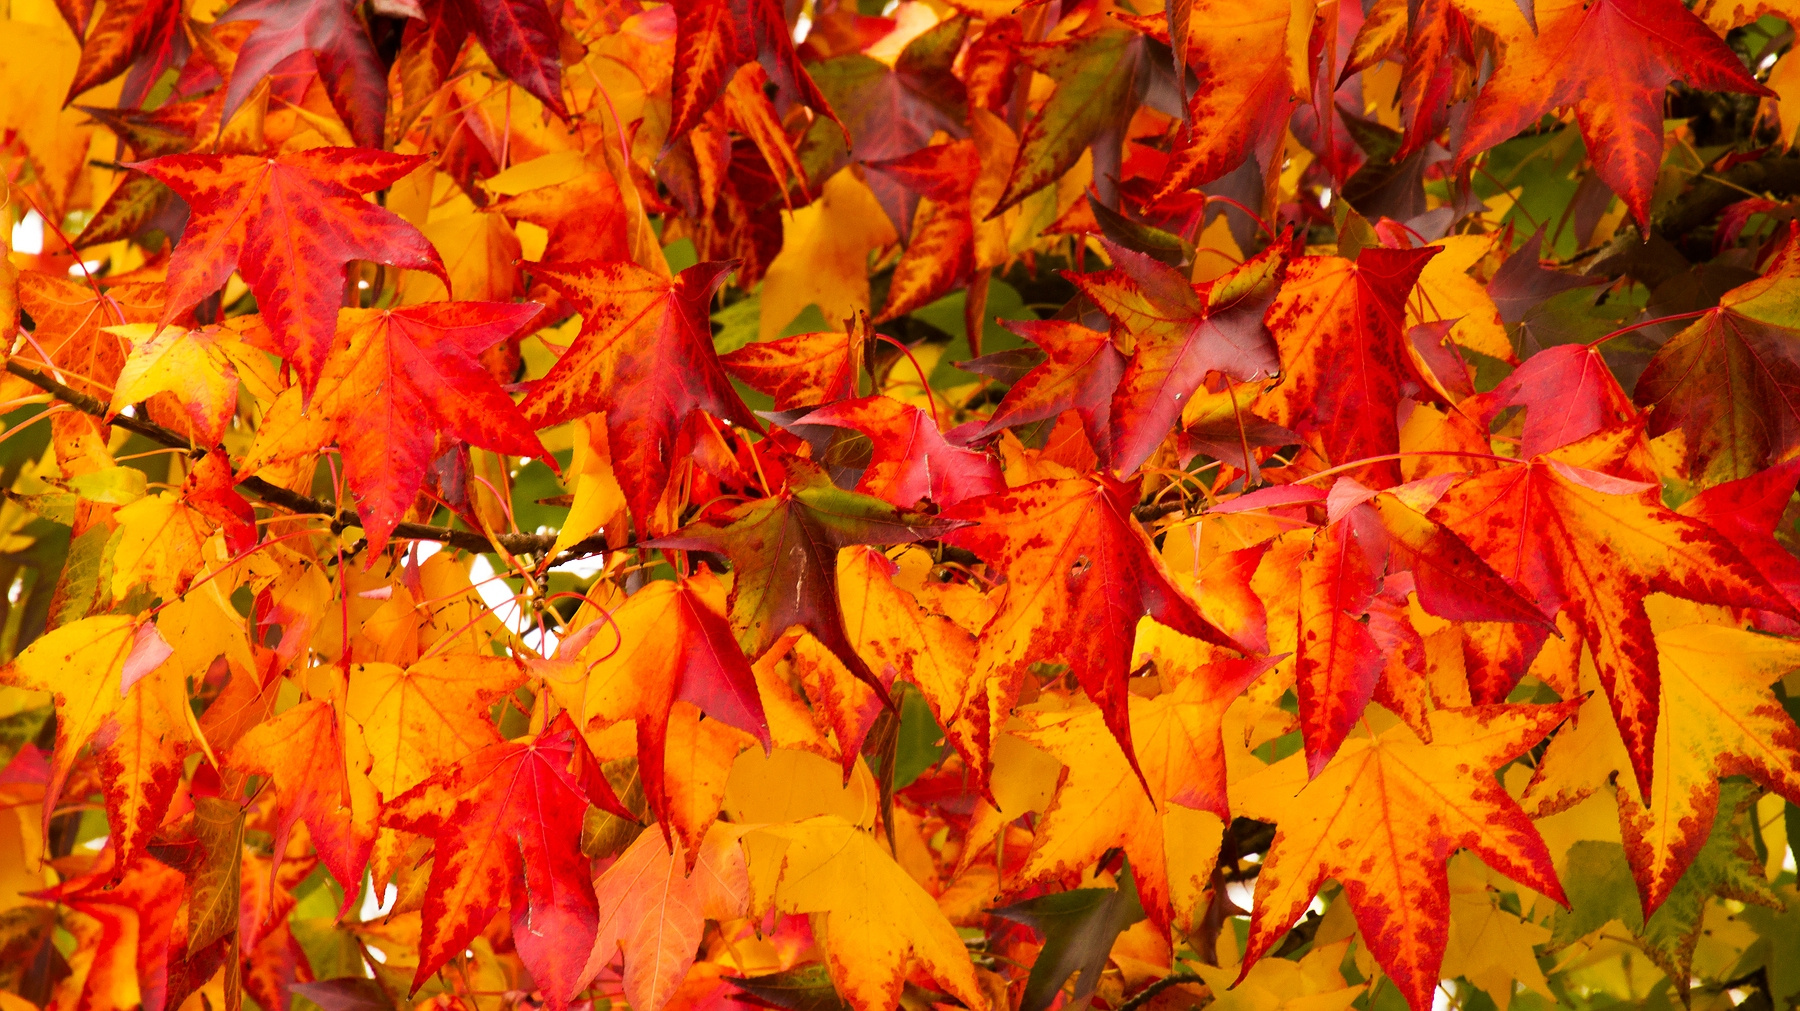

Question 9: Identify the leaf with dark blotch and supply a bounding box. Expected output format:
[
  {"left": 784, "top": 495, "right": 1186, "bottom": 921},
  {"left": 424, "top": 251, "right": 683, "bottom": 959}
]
[
  {"left": 288, "top": 978, "right": 395, "bottom": 1011},
  {"left": 651, "top": 457, "right": 968, "bottom": 703},
  {"left": 731, "top": 964, "right": 851, "bottom": 1011},
  {"left": 991, "top": 874, "right": 1146, "bottom": 1011},
  {"left": 1072, "top": 238, "right": 1285, "bottom": 473},
  {"left": 1486, "top": 229, "right": 1606, "bottom": 326}
]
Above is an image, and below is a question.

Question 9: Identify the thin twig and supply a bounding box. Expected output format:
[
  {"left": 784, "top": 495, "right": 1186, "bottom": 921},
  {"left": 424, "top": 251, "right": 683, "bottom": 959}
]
[{"left": 3, "top": 359, "right": 569, "bottom": 558}]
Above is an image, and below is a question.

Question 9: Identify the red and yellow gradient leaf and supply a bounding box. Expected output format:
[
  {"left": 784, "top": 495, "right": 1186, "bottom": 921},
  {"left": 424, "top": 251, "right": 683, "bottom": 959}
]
[
  {"left": 1457, "top": 0, "right": 1770, "bottom": 230},
  {"left": 1261, "top": 246, "right": 1442, "bottom": 484},
  {"left": 0, "top": 615, "right": 195, "bottom": 876},
  {"left": 1017, "top": 652, "right": 1272, "bottom": 934},
  {"left": 1233, "top": 704, "right": 1577, "bottom": 1011},
  {"left": 237, "top": 303, "right": 547, "bottom": 552},
  {"left": 521, "top": 259, "right": 759, "bottom": 531},
  {"left": 133, "top": 149, "right": 448, "bottom": 397},
  {"left": 1432, "top": 426, "right": 1791, "bottom": 797},
  {"left": 542, "top": 573, "right": 768, "bottom": 848},
  {"left": 381, "top": 713, "right": 631, "bottom": 1006},
  {"left": 942, "top": 475, "right": 1243, "bottom": 786}
]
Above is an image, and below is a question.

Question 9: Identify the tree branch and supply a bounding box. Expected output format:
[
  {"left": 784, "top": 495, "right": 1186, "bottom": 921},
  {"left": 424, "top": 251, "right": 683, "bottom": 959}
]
[
  {"left": 1656, "top": 155, "right": 1800, "bottom": 242},
  {"left": 3, "top": 359, "right": 565, "bottom": 558},
  {"left": 6, "top": 357, "right": 1203, "bottom": 567}
]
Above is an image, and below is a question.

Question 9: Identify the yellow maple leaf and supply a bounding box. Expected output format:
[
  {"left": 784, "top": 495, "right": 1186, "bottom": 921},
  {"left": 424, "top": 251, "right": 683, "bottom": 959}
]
[{"left": 744, "top": 816, "right": 987, "bottom": 1011}]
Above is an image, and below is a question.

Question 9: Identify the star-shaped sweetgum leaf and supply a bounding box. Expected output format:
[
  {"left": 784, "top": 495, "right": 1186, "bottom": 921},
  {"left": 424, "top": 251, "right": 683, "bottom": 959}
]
[
  {"left": 668, "top": 0, "right": 839, "bottom": 144},
  {"left": 215, "top": 0, "right": 390, "bottom": 147},
  {"left": 1524, "top": 618, "right": 1800, "bottom": 919},
  {"left": 1016, "top": 654, "right": 1275, "bottom": 937},
  {"left": 796, "top": 395, "right": 1004, "bottom": 508},
  {"left": 521, "top": 259, "right": 759, "bottom": 534},
  {"left": 971, "top": 318, "right": 1127, "bottom": 454},
  {"left": 1152, "top": 0, "right": 1305, "bottom": 200},
  {"left": 238, "top": 303, "right": 549, "bottom": 553},
  {"left": 650, "top": 457, "right": 966, "bottom": 703},
  {"left": 1458, "top": 0, "right": 1770, "bottom": 230},
  {"left": 226, "top": 697, "right": 375, "bottom": 906},
  {"left": 1261, "top": 245, "right": 1443, "bottom": 484},
  {"left": 807, "top": 17, "right": 967, "bottom": 238},
  {"left": 1636, "top": 223, "right": 1800, "bottom": 484},
  {"left": 133, "top": 149, "right": 448, "bottom": 400},
  {"left": 344, "top": 655, "right": 526, "bottom": 802},
  {"left": 1233, "top": 703, "right": 1579, "bottom": 1011},
  {"left": 1072, "top": 239, "right": 1285, "bottom": 473},
  {"left": 540, "top": 572, "right": 768, "bottom": 857},
  {"left": 1431, "top": 425, "right": 1793, "bottom": 798},
  {"left": 0, "top": 615, "right": 196, "bottom": 877},
  {"left": 1280, "top": 478, "right": 1553, "bottom": 776},
  {"left": 941, "top": 474, "right": 1244, "bottom": 787},
  {"left": 382, "top": 713, "right": 632, "bottom": 1009}
]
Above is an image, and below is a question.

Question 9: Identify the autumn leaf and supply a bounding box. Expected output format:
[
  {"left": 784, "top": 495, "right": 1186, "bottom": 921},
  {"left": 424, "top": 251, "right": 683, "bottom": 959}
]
[
  {"left": 382, "top": 713, "right": 632, "bottom": 1006},
  {"left": 521, "top": 259, "right": 759, "bottom": 530},
  {"left": 1457, "top": 0, "right": 1771, "bottom": 229},
  {"left": 807, "top": 17, "right": 968, "bottom": 238},
  {"left": 1233, "top": 704, "right": 1577, "bottom": 1011},
  {"left": 1261, "top": 245, "right": 1443, "bottom": 483},
  {"left": 1153, "top": 0, "right": 1308, "bottom": 199},
  {"left": 542, "top": 571, "right": 767, "bottom": 848},
  {"left": 1071, "top": 239, "right": 1285, "bottom": 472},
  {"left": 401, "top": 0, "right": 568, "bottom": 117},
  {"left": 668, "top": 0, "right": 838, "bottom": 143},
  {"left": 1432, "top": 425, "right": 1792, "bottom": 795},
  {"left": 343, "top": 655, "right": 526, "bottom": 801},
  {"left": 1636, "top": 223, "right": 1800, "bottom": 484},
  {"left": 1015, "top": 652, "right": 1269, "bottom": 934},
  {"left": 970, "top": 318, "right": 1126, "bottom": 454},
  {"left": 0, "top": 615, "right": 194, "bottom": 875},
  {"left": 942, "top": 475, "right": 1244, "bottom": 783},
  {"left": 104, "top": 323, "right": 240, "bottom": 447},
  {"left": 237, "top": 303, "right": 549, "bottom": 551},
  {"left": 993, "top": 15, "right": 1159, "bottom": 215},
  {"left": 744, "top": 816, "right": 987, "bottom": 1011},
  {"left": 225, "top": 697, "right": 375, "bottom": 904},
  {"left": 796, "top": 395, "right": 1003, "bottom": 507},
  {"left": 1527, "top": 618, "right": 1800, "bottom": 917},
  {"left": 216, "top": 0, "right": 389, "bottom": 146},
  {"left": 581, "top": 822, "right": 750, "bottom": 1011},
  {"left": 721, "top": 312, "right": 868, "bottom": 411},
  {"left": 652, "top": 457, "right": 965, "bottom": 699},
  {"left": 133, "top": 149, "right": 448, "bottom": 398}
]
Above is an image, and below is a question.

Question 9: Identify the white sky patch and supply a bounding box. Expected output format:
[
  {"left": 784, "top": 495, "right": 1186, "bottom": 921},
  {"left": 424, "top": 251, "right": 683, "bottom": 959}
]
[
  {"left": 359, "top": 879, "right": 398, "bottom": 921},
  {"left": 11, "top": 211, "right": 44, "bottom": 256},
  {"left": 468, "top": 553, "right": 559, "bottom": 655}
]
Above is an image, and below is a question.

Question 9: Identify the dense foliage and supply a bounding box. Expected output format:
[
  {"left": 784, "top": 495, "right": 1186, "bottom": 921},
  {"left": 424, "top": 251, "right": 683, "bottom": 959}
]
[{"left": 10, "top": 1, "right": 1800, "bottom": 1011}]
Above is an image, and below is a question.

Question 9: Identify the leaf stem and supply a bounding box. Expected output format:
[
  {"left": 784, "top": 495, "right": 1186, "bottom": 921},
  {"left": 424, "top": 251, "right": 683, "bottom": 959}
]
[{"left": 1584, "top": 308, "right": 1711, "bottom": 348}]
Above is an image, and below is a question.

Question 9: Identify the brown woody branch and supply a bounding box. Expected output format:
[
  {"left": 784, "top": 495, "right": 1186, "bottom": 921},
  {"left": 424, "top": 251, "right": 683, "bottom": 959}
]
[
  {"left": 2, "top": 358, "right": 566, "bottom": 558},
  {"left": 4, "top": 358, "right": 1202, "bottom": 568},
  {"left": 1656, "top": 155, "right": 1800, "bottom": 240}
]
